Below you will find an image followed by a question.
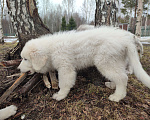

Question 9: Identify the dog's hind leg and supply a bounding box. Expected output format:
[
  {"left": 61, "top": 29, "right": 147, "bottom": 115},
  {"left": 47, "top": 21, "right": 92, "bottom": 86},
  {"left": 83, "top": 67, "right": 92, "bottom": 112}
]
[
  {"left": 108, "top": 72, "right": 128, "bottom": 102},
  {"left": 105, "top": 81, "right": 116, "bottom": 89},
  {"left": 52, "top": 66, "right": 76, "bottom": 101},
  {"left": 96, "top": 64, "right": 128, "bottom": 102}
]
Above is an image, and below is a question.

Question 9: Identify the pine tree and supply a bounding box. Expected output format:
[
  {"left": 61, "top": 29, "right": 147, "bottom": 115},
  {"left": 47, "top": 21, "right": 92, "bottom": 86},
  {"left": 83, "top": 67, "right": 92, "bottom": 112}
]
[
  {"left": 61, "top": 16, "right": 67, "bottom": 31},
  {"left": 67, "top": 16, "right": 76, "bottom": 30}
]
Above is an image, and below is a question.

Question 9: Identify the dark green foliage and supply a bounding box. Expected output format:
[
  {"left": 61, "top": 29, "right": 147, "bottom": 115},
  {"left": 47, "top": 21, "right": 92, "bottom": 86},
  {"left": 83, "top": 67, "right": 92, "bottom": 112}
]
[
  {"left": 67, "top": 16, "right": 76, "bottom": 30},
  {"left": 120, "top": 8, "right": 128, "bottom": 15},
  {"left": 61, "top": 16, "right": 67, "bottom": 31},
  {"left": 121, "top": 0, "right": 136, "bottom": 9},
  {"left": 121, "top": 0, "right": 149, "bottom": 15},
  {"left": 61, "top": 16, "right": 77, "bottom": 31}
]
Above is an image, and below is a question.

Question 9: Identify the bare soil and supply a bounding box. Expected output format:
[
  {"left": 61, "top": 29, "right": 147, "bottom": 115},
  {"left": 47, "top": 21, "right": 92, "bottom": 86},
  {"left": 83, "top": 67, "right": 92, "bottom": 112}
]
[{"left": 0, "top": 43, "right": 150, "bottom": 120}]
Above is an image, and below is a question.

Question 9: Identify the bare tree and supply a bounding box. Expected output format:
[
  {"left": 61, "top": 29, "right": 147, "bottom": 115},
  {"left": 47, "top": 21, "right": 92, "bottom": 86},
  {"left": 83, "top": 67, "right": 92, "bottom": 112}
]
[
  {"left": 95, "top": 0, "right": 118, "bottom": 26},
  {"left": 132, "top": 0, "right": 138, "bottom": 34},
  {"left": 73, "top": 12, "right": 86, "bottom": 27},
  {"left": 82, "top": 0, "right": 95, "bottom": 24},
  {"left": 95, "top": 0, "right": 102, "bottom": 26},
  {"left": 144, "top": 0, "right": 150, "bottom": 36},
  {"left": 6, "top": 0, "right": 51, "bottom": 60},
  {"left": 0, "top": 0, "right": 4, "bottom": 43},
  {"left": 135, "top": 0, "right": 144, "bottom": 37},
  {"left": 62, "top": 0, "right": 75, "bottom": 23}
]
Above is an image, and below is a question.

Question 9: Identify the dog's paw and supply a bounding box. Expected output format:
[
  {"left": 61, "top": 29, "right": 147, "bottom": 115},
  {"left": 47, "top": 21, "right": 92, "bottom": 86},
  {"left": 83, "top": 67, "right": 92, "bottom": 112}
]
[
  {"left": 109, "top": 93, "right": 125, "bottom": 102},
  {"left": 8, "top": 105, "right": 17, "bottom": 115},
  {"left": 52, "top": 93, "right": 67, "bottom": 101},
  {"left": 105, "top": 82, "right": 116, "bottom": 89}
]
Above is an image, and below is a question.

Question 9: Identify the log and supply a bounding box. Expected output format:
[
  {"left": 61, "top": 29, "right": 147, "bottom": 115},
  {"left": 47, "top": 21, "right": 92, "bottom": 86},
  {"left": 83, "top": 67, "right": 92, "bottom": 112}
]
[
  {"left": 0, "top": 59, "right": 22, "bottom": 67},
  {"left": 0, "top": 73, "right": 27, "bottom": 104},
  {"left": 49, "top": 71, "right": 58, "bottom": 89},
  {"left": 18, "top": 73, "right": 41, "bottom": 94}
]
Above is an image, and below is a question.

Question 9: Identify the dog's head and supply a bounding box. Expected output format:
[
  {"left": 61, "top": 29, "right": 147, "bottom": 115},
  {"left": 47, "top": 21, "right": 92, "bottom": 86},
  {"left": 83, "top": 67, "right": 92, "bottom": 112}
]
[{"left": 18, "top": 42, "right": 48, "bottom": 74}]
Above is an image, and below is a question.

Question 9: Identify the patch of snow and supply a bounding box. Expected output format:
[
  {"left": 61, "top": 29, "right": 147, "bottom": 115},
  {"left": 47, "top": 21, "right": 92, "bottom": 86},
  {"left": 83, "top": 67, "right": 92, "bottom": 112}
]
[
  {"left": 141, "top": 42, "right": 150, "bottom": 44},
  {"left": 4, "top": 37, "right": 18, "bottom": 43},
  {"left": 141, "top": 36, "right": 150, "bottom": 45}
]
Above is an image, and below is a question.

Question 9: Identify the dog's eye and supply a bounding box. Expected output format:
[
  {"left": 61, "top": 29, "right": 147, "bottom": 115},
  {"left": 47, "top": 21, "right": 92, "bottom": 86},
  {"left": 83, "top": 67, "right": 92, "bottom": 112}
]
[{"left": 24, "top": 58, "right": 27, "bottom": 61}]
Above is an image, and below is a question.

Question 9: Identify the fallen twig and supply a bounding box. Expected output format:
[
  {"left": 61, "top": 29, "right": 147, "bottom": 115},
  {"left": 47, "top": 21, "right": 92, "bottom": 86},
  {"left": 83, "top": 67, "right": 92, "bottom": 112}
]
[
  {"left": 7, "top": 73, "right": 22, "bottom": 78},
  {"left": 18, "top": 73, "right": 41, "bottom": 94},
  {"left": 43, "top": 75, "right": 51, "bottom": 88},
  {"left": 0, "top": 73, "right": 27, "bottom": 104},
  {"left": 0, "top": 59, "right": 22, "bottom": 67}
]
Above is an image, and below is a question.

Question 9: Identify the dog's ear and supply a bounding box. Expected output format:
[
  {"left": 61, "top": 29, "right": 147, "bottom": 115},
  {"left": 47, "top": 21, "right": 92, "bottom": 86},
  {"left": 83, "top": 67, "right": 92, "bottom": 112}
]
[{"left": 30, "top": 51, "right": 48, "bottom": 71}]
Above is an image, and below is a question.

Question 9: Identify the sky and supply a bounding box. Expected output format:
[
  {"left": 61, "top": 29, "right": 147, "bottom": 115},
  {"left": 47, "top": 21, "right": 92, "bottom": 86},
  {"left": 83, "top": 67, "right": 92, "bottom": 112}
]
[
  {"left": 52, "top": 0, "right": 84, "bottom": 7},
  {"left": 37, "top": 0, "right": 95, "bottom": 22}
]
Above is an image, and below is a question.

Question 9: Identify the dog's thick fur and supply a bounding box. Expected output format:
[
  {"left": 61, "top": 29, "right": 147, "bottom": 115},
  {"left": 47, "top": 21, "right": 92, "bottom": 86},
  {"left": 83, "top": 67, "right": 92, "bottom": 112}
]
[
  {"left": 18, "top": 26, "right": 150, "bottom": 102},
  {"left": 0, "top": 105, "right": 17, "bottom": 120},
  {"left": 77, "top": 24, "right": 143, "bottom": 74}
]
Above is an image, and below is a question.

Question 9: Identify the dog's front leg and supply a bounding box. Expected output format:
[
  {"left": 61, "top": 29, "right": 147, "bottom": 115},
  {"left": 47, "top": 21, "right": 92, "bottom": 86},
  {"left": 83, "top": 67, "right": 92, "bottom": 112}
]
[{"left": 52, "top": 67, "right": 76, "bottom": 101}]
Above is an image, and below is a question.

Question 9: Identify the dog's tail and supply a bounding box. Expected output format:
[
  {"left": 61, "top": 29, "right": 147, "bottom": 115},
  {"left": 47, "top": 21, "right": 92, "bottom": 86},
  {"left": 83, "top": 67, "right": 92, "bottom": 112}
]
[{"left": 127, "top": 42, "right": 150, "bottom": 88}]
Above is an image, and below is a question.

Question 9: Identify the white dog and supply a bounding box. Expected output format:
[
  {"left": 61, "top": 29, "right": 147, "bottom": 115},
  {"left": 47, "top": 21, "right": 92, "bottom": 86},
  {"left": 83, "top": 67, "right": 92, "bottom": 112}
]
[
  {"left": 77, "top": 24, "right": 143, "bottom": 74},
  {"left": 18, "top": 26, "right": 150, "bottom": 102},
  {"left": 0, "top": 105, "right": 17, "bottom": 120}
]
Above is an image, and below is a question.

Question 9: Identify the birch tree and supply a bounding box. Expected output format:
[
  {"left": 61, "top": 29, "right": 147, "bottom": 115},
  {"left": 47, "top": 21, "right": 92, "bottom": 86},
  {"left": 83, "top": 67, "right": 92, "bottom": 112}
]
[
  {"left": 0, "top": 0, "right": 4, "bottom": 43},
  {"left": 95, "top": 0, "right": 118, "bottom": 26},
  {"left": 135, "top": 0, "right": 144, "bottom": 37},
  {"left": 121, "top": 0, "right": 136, "bottom": 29},
  {"left": 144, "top": 0, "right": 150, "bottom": 36},
  {"left": 5, "top": 0, "right": 51, "bottom": 60},
  {"left": 95, "top": 0, "right": 101, "bottom": 26}
]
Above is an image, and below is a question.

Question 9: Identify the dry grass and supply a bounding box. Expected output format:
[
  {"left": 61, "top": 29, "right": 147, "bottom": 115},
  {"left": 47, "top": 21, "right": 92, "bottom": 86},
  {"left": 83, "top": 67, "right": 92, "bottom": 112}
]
[
  {"left": 0, "top": 43, "right": 150, "bottom": 119},
  {"left": 0, "top": 42, "right": 17, "bottom": 61}
]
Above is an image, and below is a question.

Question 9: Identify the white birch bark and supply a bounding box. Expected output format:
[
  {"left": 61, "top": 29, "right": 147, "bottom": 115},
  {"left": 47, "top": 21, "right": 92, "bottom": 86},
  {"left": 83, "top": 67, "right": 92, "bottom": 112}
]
[
  {"left": 0, "top": 0, "right": 4, "bottom": 43},
  {"left": 144, "top": 0, "right": 150, "bottom": 36},
  {"left": 95, "top": 0, "right": 118, "bottom": 26},
  {"left": 135, "top": 0, "right": 144, "bottom": 37}
]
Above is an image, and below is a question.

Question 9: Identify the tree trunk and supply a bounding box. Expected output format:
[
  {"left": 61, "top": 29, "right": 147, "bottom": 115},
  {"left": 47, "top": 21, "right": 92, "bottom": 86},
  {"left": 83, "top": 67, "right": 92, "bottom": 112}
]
[
  {"left": 5, "top": 0, "right": 52, "bottom": 60},
  {"left": 0, "top": 0, "right": 4, "bottom": 43},
  {"left": 132, "top": 0, "right": 138, "bottom": 34},
  {"left": 95, "top": 0, "right": 102, "bottom": 26},
  {"left": 135, "top": 0, "right": 144, "bottom": 37},
  {"left": 95, "top": 0, "right": 118, "bottom": 27},
  {"left": 144, "top": 0, "right": 150, "bottom": 36}
]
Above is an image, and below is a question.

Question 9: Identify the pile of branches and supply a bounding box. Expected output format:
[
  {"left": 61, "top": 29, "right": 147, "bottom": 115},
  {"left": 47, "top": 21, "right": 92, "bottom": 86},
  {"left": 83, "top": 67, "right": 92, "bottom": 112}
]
[{"left": 0, "top": 59, "right": 58, "bottom": 105}]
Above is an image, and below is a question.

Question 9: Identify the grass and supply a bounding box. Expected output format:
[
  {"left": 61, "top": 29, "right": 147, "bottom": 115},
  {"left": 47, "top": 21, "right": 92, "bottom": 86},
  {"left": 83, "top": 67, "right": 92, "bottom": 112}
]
[{"left": 0, "top": 43, "right": 150, "bottom": 119}]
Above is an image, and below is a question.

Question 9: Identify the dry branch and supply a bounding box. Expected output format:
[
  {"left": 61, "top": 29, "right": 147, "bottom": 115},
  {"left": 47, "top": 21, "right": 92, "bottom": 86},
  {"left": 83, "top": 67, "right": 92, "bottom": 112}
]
[
  {"left": 43, "top": 75, "right": 51, "bottom": 88},
  {"left": 7, "top": 73, "right": 22, "bottom": 78},
  {"left": 18, "top": 73, "right": 41, "bottom": 94},
  {"left": 0, "top": 73, "right": 27, "bottom": 104},
  {"left": 0, "top": 59, "right": 22, "bottom": 67},
  {"left": 49, "top": 71, "right": 58, "bottom": 89}
]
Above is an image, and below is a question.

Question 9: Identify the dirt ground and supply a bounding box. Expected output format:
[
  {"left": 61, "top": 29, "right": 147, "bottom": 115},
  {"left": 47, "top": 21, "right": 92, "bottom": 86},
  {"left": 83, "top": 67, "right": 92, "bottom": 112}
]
[{"left": 0, "top": 43, "right": 150, "bottom": 120}]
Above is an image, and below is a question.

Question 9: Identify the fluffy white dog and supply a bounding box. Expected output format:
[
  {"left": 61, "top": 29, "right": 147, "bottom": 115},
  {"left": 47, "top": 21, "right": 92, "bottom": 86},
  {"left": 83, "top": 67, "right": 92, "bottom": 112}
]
[
  {"left": 0, "top": 105, "right": 17, "bottom": 120},
  {"left": 77, "top": 24, "right": 143, "bottom": 74},
  {"left": 18, "top": 26, "right": 150, "bottom": 102}
]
